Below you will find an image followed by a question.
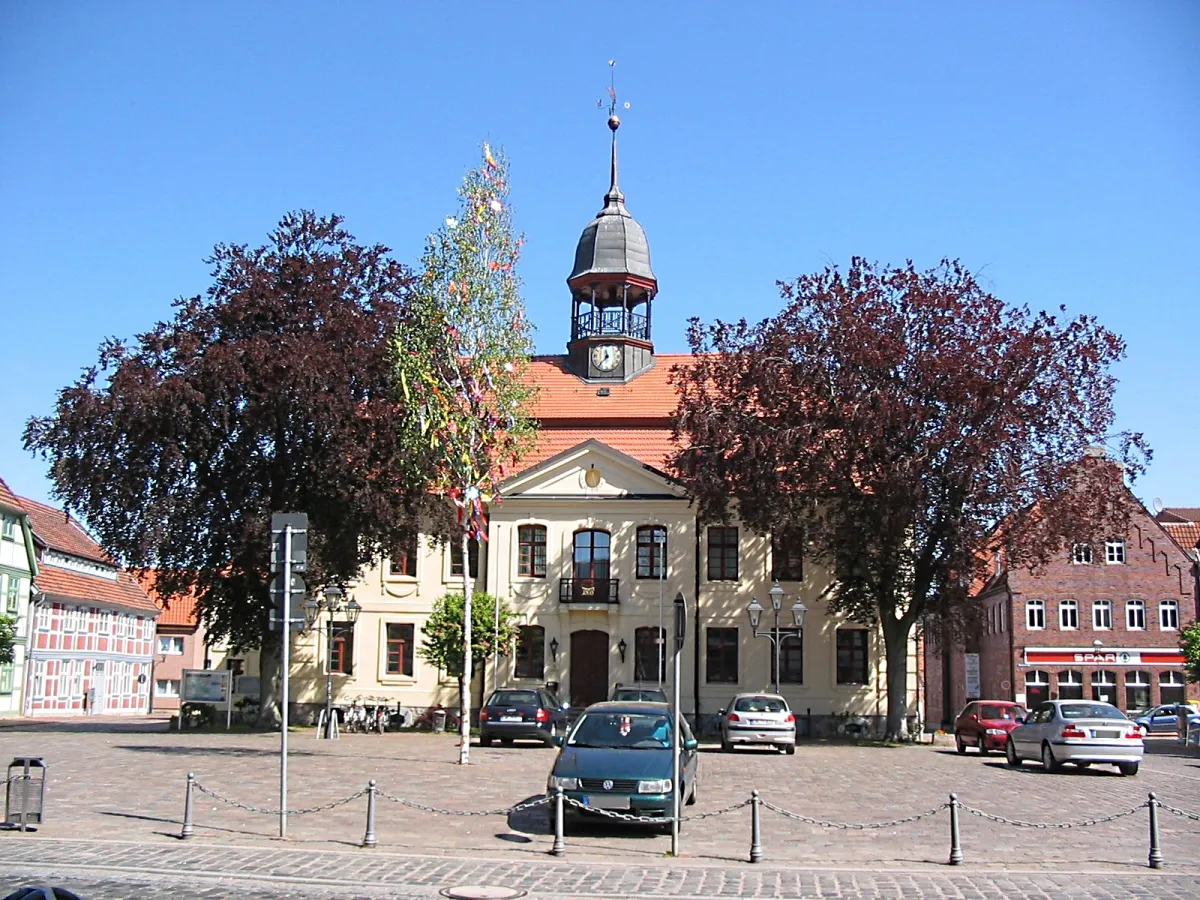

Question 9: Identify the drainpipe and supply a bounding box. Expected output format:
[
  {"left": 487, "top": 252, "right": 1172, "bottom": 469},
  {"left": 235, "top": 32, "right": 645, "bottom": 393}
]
[{"left": 692, "top": 517, "right": 701, "bottom": 731}]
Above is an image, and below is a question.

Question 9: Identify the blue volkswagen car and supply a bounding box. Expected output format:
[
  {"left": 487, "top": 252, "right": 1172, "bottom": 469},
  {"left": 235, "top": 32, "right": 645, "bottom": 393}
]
[{"left": 546, "top": 701, "right": 698, "bottom": 830}]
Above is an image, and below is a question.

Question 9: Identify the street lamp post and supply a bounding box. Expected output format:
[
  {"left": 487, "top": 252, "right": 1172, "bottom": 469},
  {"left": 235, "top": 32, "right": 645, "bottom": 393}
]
[
  {"left": 303, "top": 584, "right": 362, "bottom": 739},
  {"left": 747, "top": 582, "right": 807, "bottom": 695}
]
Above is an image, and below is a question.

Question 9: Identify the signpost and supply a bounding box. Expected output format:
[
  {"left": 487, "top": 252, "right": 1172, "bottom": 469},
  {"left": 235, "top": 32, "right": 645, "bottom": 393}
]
[
  {"left": 269, "top": 512, "right": 309, "bottom": 840},
  {"left": 670, "top": 590, "right": 686, "bottom": 857},
  {"left": 180, "top": 669, "right": 233, "bottom": 730},
  {"left": 964, "top": 653, "right": 980, "bottom": 701}
]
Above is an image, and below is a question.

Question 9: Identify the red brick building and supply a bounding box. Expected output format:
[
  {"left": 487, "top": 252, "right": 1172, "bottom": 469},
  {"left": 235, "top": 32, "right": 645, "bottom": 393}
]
[
  {"left": 20, "top": 496, "right": 160, "bottom": 716},
  {"left": 926, "top": 497, "right": 1198, "bottom": 728},
  {"left": 139, "top": 576, "right": 206, "bottom": 711}
]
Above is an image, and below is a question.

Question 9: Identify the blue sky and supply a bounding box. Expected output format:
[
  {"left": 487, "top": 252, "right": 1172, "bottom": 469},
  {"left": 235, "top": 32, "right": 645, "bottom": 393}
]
[{"left": 2, "top": 3, "right": 1197, "bottom": 508}]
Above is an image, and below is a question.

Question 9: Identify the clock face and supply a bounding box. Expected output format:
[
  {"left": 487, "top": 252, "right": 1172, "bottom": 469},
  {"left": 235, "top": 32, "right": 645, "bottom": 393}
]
[{"left": 591, "top": 343, "right": 622, "bottom": 372}]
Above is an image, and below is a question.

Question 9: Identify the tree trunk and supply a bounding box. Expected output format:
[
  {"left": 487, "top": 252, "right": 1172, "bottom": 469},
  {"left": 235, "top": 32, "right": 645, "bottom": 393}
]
[
  {"left": 257, "top": 634, "right": 282, "bottom": 729},
  {"left": 880, "top": 616, "right": 912, "bottom": 741},
  {"left": 459, "top": 530, "right": 473, "bottom": 765}
]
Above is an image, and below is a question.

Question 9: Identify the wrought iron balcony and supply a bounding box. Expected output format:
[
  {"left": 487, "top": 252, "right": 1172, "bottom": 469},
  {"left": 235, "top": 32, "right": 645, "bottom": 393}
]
[
  {"left": 572, "top": 309, "right": 648, "bottom": 342},
  {"left": 559, "top": 578, "right": 620, "bottom": 605}
]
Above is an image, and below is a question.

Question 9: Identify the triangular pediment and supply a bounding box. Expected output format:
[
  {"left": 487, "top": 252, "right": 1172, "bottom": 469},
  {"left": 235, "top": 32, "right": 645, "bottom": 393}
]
[{"left": 500, "top": 439, "right": 687, "bottom": 499}]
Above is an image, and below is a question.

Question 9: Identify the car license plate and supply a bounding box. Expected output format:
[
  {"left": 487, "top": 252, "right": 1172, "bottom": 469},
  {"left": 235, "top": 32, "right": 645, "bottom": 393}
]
[
  {"left": 583, "top": 795, "right": 630, "bottom": 810},
  {"left": 1094, "top": 729, "right": 1119, "bottom": 738},
  {"left": 500, "top": 716, "right": 521, "bottom": 722}
]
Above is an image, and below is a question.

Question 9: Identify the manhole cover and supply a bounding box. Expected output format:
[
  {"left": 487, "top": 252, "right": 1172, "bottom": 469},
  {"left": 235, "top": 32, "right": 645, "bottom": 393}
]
[{"left": 439, "top": 888, "right": 527, "bottom": 900}]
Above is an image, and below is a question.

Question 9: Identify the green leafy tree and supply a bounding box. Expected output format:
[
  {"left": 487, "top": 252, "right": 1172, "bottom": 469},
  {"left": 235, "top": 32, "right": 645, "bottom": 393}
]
[
  {"left": 420, "top": 591, "right": 518, "bottom": 716},
  {"left": 0, "top": 615, "right": 15, "bottom": 666},
  {"left": 1181, "top": 622, "right": 1200, "bottom": 685},
  {"left": 396, "top": 145, "right": 538, "bottom": 763},
  {"left": 25, "top": 212, "right": 441, "bottom": 726}
]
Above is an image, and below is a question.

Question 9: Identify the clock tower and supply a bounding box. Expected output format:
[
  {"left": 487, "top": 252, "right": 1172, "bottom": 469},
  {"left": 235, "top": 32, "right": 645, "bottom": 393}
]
[{"left": 565, "top": 110, "right": 657, "bottom": 382}]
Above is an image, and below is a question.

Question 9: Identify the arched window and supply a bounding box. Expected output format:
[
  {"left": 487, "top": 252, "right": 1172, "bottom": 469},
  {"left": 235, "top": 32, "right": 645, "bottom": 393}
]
[
  {"left": 636, "top": 526, "right": 667, "bottom": 579},
  {"left": 1025, "top": 670, "right": 1050, "bottom": 707},
  {"left": 1025, "top": 600, "right": 1045, "bottom": 630},
  {"left": 1059, "top": 600, "right": 1078, "bottom": 630},
  {"left": 1160, "top": 671, "right": 1187, "bottom": 705},
  {"left": 1125, "top": 671, "right": 1151, "bottom": 711},
  {"left": 1092, "top": 600, "right": 1112, "bottom": 630},
  {"left": 517, "top": 525, "right": 547, "bottom": 578},
  {"left": 1057, "top": 670, "right": 1084, "bottom": 701},
  {"left": 1126, "top": 600, "right": 1146, "bottom": 630},
  {"left": 1160, "top": 600, "right": 1180, "bottom": 631},
  {"left": 634, "top": 626, "right": 666, "bottom": 683},
  {"left": 1091, "top": 670, "right": 1117, "bottom": 705},
  {"left": 514, "top": 625, "right": 545, "bottom": 679}
]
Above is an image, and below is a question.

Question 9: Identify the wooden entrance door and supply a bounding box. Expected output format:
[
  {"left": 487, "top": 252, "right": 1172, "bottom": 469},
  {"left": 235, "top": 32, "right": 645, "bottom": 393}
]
[{"left": 570, "top": 629, "right": 609, "bottom": 708}]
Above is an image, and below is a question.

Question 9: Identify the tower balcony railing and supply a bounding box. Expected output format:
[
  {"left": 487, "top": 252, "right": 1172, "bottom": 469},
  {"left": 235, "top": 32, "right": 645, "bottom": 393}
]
[
  {"left": 559, "top": 578, "right": 620, "bottom": 605},
  {"left": 572, "top": 310, "right": 648, "bottom": 342}
]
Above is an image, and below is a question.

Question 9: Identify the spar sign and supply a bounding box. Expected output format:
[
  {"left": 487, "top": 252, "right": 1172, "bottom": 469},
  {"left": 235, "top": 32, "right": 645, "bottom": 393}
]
[{"left": 1023, "top": 648, "right": 1185, "bottom": 666}]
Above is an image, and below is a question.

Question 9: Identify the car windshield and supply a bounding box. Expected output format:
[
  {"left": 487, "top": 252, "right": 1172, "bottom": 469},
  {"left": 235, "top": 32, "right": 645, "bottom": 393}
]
[
  {"left": 488, "top": 691, "right": 540, "bottom": 707},
  {"left": 1060, "top": 703, "right": 1126, "bottom": 720},
  {"left": 567, "top": 712, "right": 672, "bottom": 749},
  {"left": 734, "top": 696, "right": 788, "bottom": 713},
  {"left": 614, "top": 690, "right": 667, "bottom": 702},
  {"left": 979, "top": 705, "right": 1023, "bottom": 720}
]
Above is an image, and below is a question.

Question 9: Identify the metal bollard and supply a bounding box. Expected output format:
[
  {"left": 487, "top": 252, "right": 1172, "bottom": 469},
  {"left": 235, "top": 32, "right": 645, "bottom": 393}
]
[
  {"left": 749, "top": 789, "right": 763, "bottom": 863},
  {"left": 948, "top": 793, "right": 963, "bottom": 866},
  {"left": 180, "top": 772, "right": 195, "bottom": 840},
  {"left": 362, "top": 780, "right": 377, "bottom": 849},
  {"left": 550, "top": 787, "right": 566, "bottom": 857},
  {"left": 1148, "top": 792, "right": 1163, "bottom": 869}
]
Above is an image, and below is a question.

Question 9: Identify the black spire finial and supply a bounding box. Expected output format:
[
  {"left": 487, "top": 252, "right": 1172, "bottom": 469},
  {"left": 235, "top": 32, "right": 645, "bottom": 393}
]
[{"left": 598, "top": 60, "right": 630, "bottom": 209}]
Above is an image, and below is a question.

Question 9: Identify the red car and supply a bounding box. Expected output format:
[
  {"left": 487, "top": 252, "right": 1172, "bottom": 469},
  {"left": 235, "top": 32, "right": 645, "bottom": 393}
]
[{"left": 954, "top": 701, "right": 1027, "bottom": 755}]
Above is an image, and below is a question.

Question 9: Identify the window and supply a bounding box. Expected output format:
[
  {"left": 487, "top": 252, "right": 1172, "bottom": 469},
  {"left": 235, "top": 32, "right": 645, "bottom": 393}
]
[
  {"left": 514, "top": 625, "right": 545, "bottom": 679},
  {"left": 0, "top": 514, "right": 15, "bottom": 541},
  {"left": 385, "top": 623, "right": 415, "bottom": 677},
  {"left": 771, "top": 528, "right": 804, "bottom": 582},
  {"left": 1057, "top": 670, "right": 1084, "bottom": 701},
  {"left": 518, "top": 525, "right": 548, "bottom": 578},
  {"left": 634, "top": 625, "right": 666, "bottom": 683},
  {"left": 1025, "top": 599, "right": 1045, "bottom": 630},
  {"left": 1093, "top": 600, "right": 1112, "bottom": 630},
  {"left": 1025, "top": 671, "right": 1050, "bottom": 707},
  {"left": 836, "top": 629, "right": 869, "bottom": 684},
  {"left": 1160, "top": 672, "right": 1187, "bottom": 705},
  {"left": 705, "top": 627, "right": 739, "bottom": 683},
  {"left": 388, "top": 533, "right": 418, "bottom": 578},
  {"left": 155, "top": 678, "right": 180, "bottom": 698},
  {"left": 636, "top": 526, "right": 667, "bottom": 579},
  {"left": 1105, "top": 541, "right": 1125, "bottom": 564},
  {"left": 225, "top": 658, "right": 245, "bottom": 677},
  {"left": 1072, "top": 543, "right": 1093, "bottom": 565},
  {"left": 450, "top": 538, "right": 480, "bottom": 579},
  {"left": 770, "top": 627, "right": 804, "bottom": 684},
  {"left": 1059, "top": 600, "right": 1078, "bottom": 630},
  {"left": 1126, "top": 600, "right": 1146, "bottom": 631},
  {"left": 707, "top": 527, "right": 739, "bottom": 581},
  {"left": 1125, "top": 671, "right": 1151, "bottom": 711},
  {"left": 1160, "top": 600, "right": 1180, "bottom": 631},
  {"left": 4, "top": 575, "right": 18, "bottom": 613},
  {"left": 572, "top": 530, "right": 610, "bottom": 580},
  {"left": 0, "top": 663, "right": 12, "bottom": 695},
  {"left": 329, "top": 626, "right": 355, "bottom": 675},
  {"left": 1091, "top": 670, "right": 1117, "bottom": 705},
  {"left": 157, "top": 635, "right": 185, "bottom": 655}
]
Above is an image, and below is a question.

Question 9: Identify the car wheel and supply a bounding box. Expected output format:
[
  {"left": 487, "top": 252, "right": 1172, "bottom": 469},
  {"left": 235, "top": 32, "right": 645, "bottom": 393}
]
[
  {"left": 721, "top": 739, "right": 733, "bottom": 753},
  {"left": 976, "top": 735, "right": 988, "bottom": 756},
  {"left": 1005, "top": 738, "right": 1022, "bottom": 767},
  {"left": 1118, "top": 761, "right": 1139, "bottom": 777},
  {"left": 1075, "top": 761, "right": 1091, "bottom": 768},
  {"left": 480, "top": 734, "right": 493, "bottom": 747},
  {"left": 1040, "top": 742, "right": 1061, "bottom": 773},
  {"left": 785, "top": 743, "right": 796, "bottom": 755},
  {"left": 955, "top": 734, "right": 966, "bottom": 755},
  {"left": 501, "top": 737, "right": 513, "bottom": 746}
]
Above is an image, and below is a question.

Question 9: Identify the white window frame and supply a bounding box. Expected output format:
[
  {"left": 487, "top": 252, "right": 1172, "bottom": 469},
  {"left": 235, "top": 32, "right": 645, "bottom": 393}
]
[
  {"left": 1105, "top": 541, "right": 1126, "bottom": 565},
  {"left": 4, "top": 574, "right": 19, "bottom": 613},
  {"left": 1059, "top": 599, "right": 1078, "bottom": 630},
  {"left": 1093, "top": 600, "right": 1113, "bottom": 630},
  {"left": 1025, "top": 599, "right": 1045, "bottom": 630},
  {"left": 1071, "top": 543, "right": 1093, "bottom": 565},
  {"left": 157, "top": 635, "right": 185, "bottom": 655},
  {"left": 1126, "top": 600, "right": 1146, "bottom": 631},
  {"left": 155, "top": 678, "right": 181, "bottom": 698},
  {"left": 1160, "top": 600, "right": 1180, "bottom": 631},
  {"left": 0, "top": 514, "right": 16, "bottom": 541}
]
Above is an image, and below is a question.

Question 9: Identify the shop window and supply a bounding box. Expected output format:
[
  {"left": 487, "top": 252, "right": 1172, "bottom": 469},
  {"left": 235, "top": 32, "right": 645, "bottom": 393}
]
[
  {"left": 1160, "top": 672, "right": 1187, "bottom": 706},
  {"left": 1057, "top": 670, "right": 1084, "bottom": 701},
  {"left": 1025, "top": 671, "right": 1050, "bottom": 707},
  {"left": 1091, "top": 670, "right": 1117, "bottom": 705},
  {"left": 1125, "top": 671, "right": 1151, "bottom": 711}
]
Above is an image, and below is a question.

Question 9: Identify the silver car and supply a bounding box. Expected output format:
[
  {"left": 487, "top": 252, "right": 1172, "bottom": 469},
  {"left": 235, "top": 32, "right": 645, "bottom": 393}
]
[
  {"left": 1006, "top": 700, "right": 1143, "bottom": 776},
  {"left": 720, "top": 693, "right": 796, "bottom": 754}
]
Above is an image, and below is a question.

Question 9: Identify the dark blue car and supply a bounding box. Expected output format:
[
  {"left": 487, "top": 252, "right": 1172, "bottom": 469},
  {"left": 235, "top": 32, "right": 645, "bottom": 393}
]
[
  {"left": 1133, "top": 703, "right": 1200, "bottom": 736},
  {"left": 479, "top": 688, "right": 569, "bottom": 746},
  {"left": 546, "top": 701, "right": 699, "bottom": 830}
]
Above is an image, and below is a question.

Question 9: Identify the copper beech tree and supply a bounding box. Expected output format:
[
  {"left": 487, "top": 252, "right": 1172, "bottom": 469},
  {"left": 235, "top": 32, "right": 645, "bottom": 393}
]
[
  {"left": 670, "top": 258, "right": 1147, "bottom": 739},
  {"left": 25, "top": 212, "right": 442, "bottom": 727}
]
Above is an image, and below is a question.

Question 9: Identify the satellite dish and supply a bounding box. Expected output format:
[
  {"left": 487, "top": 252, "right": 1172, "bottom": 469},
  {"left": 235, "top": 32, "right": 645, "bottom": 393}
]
[{"left": 1153, "top": 498, "right": 1164, "bottom": 514}]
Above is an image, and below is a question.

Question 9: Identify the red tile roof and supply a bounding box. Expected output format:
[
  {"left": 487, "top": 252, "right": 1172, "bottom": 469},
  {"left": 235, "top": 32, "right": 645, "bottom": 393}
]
[
  {"left": 525, "top": 354, "right": 690, "bottom": 421},
  {"left": 1162, "top": 521, "right": 1200, "bottom": 551},
  {"left": 135, "top": 572, "right": 201, "bottom": 627},
  {"left": 1160, "top": 508, "right": 1200, "bottom": 524},
  {"left": 516, "top": 427, "right": 681, "bottom": 472},
  {"left": 19, "top": 496, "right": 114, "bottom": 565},
  {"left": 0, "top": 476, "right": 26, "bottom": 515},
  {"left": 34, "top": 564, "right": 159, "bottom": 615}
]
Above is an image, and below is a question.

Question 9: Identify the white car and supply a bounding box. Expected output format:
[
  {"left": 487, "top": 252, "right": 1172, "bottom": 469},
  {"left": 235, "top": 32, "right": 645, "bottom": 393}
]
[
  {"left": 719, "top": 693, "right": 796, "bottom": 754},
  {"left": 1005, "top": 700, "right": 1143, "bottom": 776}
]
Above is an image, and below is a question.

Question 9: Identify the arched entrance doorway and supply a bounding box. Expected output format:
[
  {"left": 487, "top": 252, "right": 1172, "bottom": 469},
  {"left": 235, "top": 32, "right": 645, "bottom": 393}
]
[{"left": 570, "top": 629, "right": 609, "bottom": 708}]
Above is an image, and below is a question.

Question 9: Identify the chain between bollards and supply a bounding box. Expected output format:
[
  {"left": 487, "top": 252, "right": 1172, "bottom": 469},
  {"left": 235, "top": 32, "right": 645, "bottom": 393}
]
[
  {"left": 550, "top": 787, "right": 566, "bottom": 857},
  {"left": 362, "top": 780, "right": 377, "bottom": 849},
  {"left": 749, "top": 789, "right": 763, "bottom": 863},
  {"left": 948, "top": 793, "right": 963, "bottom": 866},
  {"left": 180, "top": 772, "right": 195, "bottom": 840},
  {"left": 1148, "top": 791, "right": 1163, "bottom": 869}
]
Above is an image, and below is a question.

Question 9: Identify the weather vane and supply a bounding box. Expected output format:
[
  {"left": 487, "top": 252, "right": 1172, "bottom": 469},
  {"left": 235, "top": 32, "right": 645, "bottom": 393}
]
[{"left": 597, "top": 59, "right": 631, "bottom": 127}]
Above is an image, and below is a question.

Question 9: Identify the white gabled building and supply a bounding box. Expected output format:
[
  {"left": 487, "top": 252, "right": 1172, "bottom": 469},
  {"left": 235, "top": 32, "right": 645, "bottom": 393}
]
[{"left": 0, "top": 476, "right": 38, "bottom": 716}]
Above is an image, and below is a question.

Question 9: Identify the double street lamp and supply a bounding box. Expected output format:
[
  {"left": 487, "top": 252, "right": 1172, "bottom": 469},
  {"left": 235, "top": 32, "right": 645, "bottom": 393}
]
[
  {"left": 746, "top": 582, "right": 807, "bottom": 695},
  {"left": 303, "top": 584, "right": 362, "bottom": 739}
]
